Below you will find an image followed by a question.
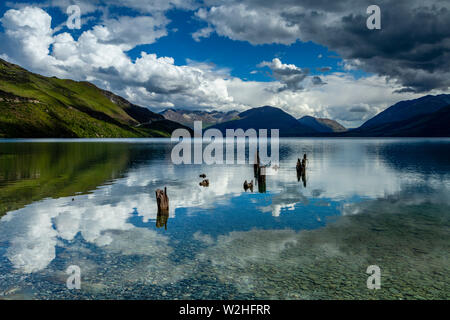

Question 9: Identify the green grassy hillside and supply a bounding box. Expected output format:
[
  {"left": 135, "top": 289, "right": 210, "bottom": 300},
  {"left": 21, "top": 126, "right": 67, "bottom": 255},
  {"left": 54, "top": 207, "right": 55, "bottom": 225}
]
[{"left": 0, "top": 59, "right": 185, "bottom": 138}]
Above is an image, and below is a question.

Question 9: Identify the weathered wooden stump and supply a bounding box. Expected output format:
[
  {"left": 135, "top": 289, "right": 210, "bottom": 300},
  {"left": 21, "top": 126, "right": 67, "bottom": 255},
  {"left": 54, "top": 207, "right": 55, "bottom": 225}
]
[
  {"left": 155, "top": 187, "right": 169, "bottom": 230},
  {"left": 257, "top": 173, "right": 266, "bottom": 193},
  {"left": 302, "top": 154, "right": 307, "bottom": 170},
  {"left": 243, "top": 180, "right": 254, "bottom": 192},
  {"left": 296, "top": 154, "right": 308, "bottom": 175},
  {"left": 253, "top": 150, "right": 260, "bottom": 178},
  {"left": 296, "top": 158, "right": 303, "bottom": 172},
  {"left": 199, "top": 179, "right": 209, "bottom": 187},
  {"left": 296, "top": 154, "right": 308, "bottom": 186},
  {"left": 155, "top": 187, "right": 169, "bottom": 212},
  {"left": 156, "top": 210, "right": 169, "bottom": 230},
  {"left": 301, "top": 171, "right": 307, "bottom": 188}
]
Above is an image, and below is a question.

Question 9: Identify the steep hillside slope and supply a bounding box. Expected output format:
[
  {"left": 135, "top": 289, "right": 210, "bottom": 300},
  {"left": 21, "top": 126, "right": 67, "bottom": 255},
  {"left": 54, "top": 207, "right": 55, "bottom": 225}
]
[
  {"left": 298, "top": 116, "right": 347, "bottom": 133},
  {"left": 347, "top": 105, "right": 450, "bottom": 137},
  {"left": 360, "top": 94, "right": 450, "bottom": 130},
  {"left": 0, "top": 59, "right": 186, "bottom": 138}
]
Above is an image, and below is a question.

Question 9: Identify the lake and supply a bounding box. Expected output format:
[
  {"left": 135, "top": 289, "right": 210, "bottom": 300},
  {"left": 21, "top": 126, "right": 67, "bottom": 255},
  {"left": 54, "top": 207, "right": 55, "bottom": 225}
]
[{"left": 0, "top": 138, "right": 449, "bottom": 299}]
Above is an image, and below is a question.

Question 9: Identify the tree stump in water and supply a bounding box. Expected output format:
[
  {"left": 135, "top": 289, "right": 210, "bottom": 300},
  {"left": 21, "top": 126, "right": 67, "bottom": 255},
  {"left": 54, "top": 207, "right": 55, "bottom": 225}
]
[
  {"left": 296, "top": 155, "right": 308, "bottom": 186},
  {"left": 296, "top": 158, "right": 303, "bottom": 173},
  {"left": 296, "top": 154, "right": 308, "bottom": 175},
  {"left": 156, "top": 210, "right": 169, "bottom": 230},
  {"left": 258, "top": 173, "right": 266, "bottom": 193},
  {"left": 301, "top": 170, "right": 307, "bottom": 188},
  {"left": 243, "top": 180, "right": 254, "bottom": 192},
  {"left": 254, "top": 151, "right": 260, "bottom": 178},
  {"left": 302, "top": 154, "right": 307, "bottom": 170},
  {"left": 155, "top": 187, "right": 169, "bottom": 212}
]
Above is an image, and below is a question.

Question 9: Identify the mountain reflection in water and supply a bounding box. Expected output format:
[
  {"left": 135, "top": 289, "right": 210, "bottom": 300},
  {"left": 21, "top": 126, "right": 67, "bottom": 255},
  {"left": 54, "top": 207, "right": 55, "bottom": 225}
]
[{"left": 0, "top": 138, "right": 449, "bottom": 299}]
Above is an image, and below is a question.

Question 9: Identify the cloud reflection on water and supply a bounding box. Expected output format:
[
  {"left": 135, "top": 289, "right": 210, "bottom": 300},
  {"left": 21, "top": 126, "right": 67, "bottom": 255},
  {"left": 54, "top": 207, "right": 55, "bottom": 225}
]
[{"left": 0, "top": 139, "right": 448, "bottom": 299}]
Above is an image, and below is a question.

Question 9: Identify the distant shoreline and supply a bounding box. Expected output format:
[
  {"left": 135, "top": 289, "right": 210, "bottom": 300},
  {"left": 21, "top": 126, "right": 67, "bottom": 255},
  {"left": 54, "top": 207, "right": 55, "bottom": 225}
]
[{"left": 1, "top": 136, "right": 450, "bottom": 142}]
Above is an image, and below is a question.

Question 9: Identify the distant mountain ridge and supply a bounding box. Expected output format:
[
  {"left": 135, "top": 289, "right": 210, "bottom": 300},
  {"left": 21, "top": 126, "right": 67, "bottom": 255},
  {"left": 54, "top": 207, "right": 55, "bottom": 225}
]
[
  {"left": 347, "top": 94, "right": 450, "bottom": 137},
  {"left": 211, "top": 100, "right": 450, "bottom": 137},
  {"left": 1, "top": 58, "right": 449, "bottom": 138},
  {"left": 298, "top": 116, "right": 347, "bottom": 133},
  {"left": 360, "top": 94, "right": 450, "bottom": 129},
  {"left": 347, "top": 104, "right": 450, "bottom": 137},
  {"left": 211, "top": 106, "right": 317, "bottom": 137},
  {"left": 160, "top": 109, "right": 239, "bottom": 128},
  {"left": 0, "top": 58, "right": 189, "bottom": 138},
  {"left": 161, "top": 107, "right": 348, "bottom": 135}
]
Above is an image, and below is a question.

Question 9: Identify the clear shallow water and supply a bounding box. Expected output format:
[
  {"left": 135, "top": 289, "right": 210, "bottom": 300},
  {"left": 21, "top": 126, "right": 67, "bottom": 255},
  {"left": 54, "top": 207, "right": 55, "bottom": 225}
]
[{"left": 0, "top": 138, "right": 449, "bottom": 299}]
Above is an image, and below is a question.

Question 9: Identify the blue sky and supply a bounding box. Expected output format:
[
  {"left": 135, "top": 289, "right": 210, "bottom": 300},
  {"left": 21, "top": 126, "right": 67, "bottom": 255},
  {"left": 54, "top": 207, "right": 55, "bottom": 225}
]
[
  {"left": 0, "top": 1, "right": 448, "bottom": 127},
  {"left": 134, "top": 9, "right": 345, "bottom": 82},
  {"left": 0, "top": 2, "right": 347, "bottom": 80}
]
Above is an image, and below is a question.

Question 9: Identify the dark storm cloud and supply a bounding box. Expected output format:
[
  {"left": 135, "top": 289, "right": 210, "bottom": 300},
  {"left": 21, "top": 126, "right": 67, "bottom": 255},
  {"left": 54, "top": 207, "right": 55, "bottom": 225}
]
[
  {"left": 312, "top": 76, "right": 326, "bottom": 86},
  {"left": 258, "top": 58, "right": 310, "bottom": 91},
  {"left": 197, "top": 0, "right": 450, "bottom": 92}
]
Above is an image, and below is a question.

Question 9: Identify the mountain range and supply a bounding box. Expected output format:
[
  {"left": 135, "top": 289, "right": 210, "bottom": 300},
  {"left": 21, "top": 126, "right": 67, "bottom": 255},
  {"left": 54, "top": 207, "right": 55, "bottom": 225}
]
[
  {"left": 0, "top": 58, "right": 449, "bottom": 138},
  {"left": 211, "top": 96, "right": 450, "bottom": 137},
  {"left": 212, "top": 106, "right": 335, "bottom": 136},
  {"left": 160, "top": 109, "right": 239, "bottom": 128},
  {"left": 297, "top": 116, "right": 347, "bottom": 133},
  {"left": 347, "top": 94, "right": 450, "bottom": 137}
]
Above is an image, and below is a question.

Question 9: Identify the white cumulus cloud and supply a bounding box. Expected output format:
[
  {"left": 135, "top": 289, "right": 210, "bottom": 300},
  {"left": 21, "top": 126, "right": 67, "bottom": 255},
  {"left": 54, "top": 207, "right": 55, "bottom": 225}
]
[{"left": 0, "top": 5, "right": 430, "bottom": 127}]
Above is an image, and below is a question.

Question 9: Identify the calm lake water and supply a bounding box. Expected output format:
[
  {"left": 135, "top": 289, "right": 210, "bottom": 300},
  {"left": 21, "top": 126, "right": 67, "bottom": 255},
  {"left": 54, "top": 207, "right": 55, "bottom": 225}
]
[{"left": 0, "top": 138, "right": 449, "bottom": 300}]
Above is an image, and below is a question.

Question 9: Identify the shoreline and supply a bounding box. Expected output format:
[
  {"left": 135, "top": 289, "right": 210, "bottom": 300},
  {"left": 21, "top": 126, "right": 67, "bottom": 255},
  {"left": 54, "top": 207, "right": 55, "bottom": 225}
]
[{"left": 1, "top": 136, "right": 450, "bottom": 142}]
